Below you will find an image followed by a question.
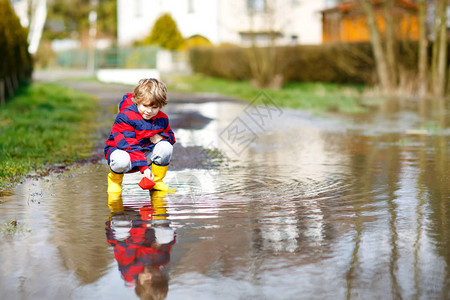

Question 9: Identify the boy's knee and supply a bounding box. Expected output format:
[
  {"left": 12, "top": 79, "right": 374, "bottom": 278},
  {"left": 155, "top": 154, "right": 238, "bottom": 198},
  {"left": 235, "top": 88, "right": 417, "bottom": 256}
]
[
  {"left": 109, "top": 150, "right": 132, "bottom": 173},
  {"left": 155, "top": 140, "right": 173, "bottom": 154},
  {"left": 150, "top": 141, "right": 173, "bottom": 166}
]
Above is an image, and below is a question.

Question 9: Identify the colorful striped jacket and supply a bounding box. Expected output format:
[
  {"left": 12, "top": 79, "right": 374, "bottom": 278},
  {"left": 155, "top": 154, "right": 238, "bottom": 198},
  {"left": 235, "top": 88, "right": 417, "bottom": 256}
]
[{"left": 104, "top": 93, "right": 175, "bottom": 173}]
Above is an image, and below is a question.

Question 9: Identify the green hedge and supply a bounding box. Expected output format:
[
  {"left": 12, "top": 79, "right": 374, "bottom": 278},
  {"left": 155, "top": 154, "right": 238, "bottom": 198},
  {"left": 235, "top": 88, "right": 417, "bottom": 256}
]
[
  {"left": 189, "top": 42, "right": 420, "bottom": 85},
  {"left": 189, "top": 46, "right": 252, "bottom": 80},
  {"left": 0, "top": 0, "right": 33, "bottom": 104}
]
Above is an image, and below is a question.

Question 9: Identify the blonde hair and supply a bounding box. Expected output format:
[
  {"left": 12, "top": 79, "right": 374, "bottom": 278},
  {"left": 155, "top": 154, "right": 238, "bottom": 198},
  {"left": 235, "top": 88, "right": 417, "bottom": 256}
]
[{"left": 133, "top": 78, "right": 168, "bottom": 108}]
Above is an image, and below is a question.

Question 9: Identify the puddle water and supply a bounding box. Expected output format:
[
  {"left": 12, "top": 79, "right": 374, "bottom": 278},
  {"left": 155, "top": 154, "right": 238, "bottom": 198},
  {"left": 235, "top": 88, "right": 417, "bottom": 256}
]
[{"left": 1, "top": 97, "right": 449, "bottom": 299}]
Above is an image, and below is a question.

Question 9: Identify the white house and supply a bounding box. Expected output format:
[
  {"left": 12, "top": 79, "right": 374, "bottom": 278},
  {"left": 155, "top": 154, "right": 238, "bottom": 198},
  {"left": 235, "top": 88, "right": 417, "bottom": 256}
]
[{"left": 117, "top": 0, "right": 337, "bottom": 47}]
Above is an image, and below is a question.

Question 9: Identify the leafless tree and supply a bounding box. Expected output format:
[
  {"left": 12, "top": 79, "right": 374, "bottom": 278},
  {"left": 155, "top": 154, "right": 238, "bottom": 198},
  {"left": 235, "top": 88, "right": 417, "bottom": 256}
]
[
  {"left": 359, "top": 0, "right": 394, "bottom": 93},
  {"left": 430, "top": 0, "right": 447, "bottom": 97},
  {"left": 417, "top": 0, "right": 428, "bottom": 97}
]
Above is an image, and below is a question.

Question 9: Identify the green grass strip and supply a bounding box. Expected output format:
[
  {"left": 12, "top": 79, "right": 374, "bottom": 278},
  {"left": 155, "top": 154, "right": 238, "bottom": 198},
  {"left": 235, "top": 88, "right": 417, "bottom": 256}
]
[
  {"left": 0, "top": 83, "right": 97, "bottom": 190},
  {"left": 166, "top": 74, "right": 367, "bottom": 114}
]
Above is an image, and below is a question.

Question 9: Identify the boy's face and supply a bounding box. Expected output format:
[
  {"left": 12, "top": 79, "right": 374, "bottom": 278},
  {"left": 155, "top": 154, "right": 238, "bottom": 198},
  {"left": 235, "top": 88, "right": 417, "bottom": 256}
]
[{"left": 137, "top": 103, "right": 160, "bottom": 120}]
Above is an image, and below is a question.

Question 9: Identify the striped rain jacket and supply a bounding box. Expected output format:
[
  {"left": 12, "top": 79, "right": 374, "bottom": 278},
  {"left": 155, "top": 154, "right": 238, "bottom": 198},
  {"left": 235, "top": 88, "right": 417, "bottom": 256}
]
[{"left": 104, "top": 93, "right": 175, "bottom": 173}]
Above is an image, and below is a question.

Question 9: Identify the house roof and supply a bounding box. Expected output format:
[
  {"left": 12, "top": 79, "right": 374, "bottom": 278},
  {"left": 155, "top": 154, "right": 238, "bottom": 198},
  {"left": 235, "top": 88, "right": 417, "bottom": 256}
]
[{"left": 321, "top": 0, "right": 418, "bottom": 14}]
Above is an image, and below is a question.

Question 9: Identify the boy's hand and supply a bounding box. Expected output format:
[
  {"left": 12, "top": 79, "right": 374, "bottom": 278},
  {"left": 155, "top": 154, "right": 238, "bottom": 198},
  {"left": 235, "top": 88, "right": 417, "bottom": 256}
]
[
  {"left": 143, "top": 168, "right": 154, "bottom": 180},
  {"left": 150, "top": 134, "right": 163, "bottom": 144}
]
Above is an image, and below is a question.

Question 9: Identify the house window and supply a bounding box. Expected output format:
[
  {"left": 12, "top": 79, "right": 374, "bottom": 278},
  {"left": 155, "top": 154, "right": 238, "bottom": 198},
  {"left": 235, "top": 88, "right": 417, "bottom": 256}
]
[
  {"left": 247, "top": 0, "right": 266, "bottom": 13},
  {"left": 239, "top": 31, "right": 281, "bottom": 46},
  {"left": 188, "top": 0, "right": 195, "bottom": 13},
  {"left": 291, "top": 35, "right": 298, "bottom": 44}
]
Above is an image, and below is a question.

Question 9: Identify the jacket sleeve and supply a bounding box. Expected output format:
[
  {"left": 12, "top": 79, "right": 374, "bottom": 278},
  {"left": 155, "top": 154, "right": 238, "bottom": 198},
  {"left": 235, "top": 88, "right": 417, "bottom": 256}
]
[
  {"left": 111, "top": 113, "right": 149, "bottom": 173},
  {"left": 158, "top": 117, "right": 176, "bottom": 145}
]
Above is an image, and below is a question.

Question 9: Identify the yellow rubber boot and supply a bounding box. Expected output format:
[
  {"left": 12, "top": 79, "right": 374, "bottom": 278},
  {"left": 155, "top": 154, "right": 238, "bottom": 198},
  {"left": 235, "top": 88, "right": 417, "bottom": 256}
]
[
  {"left": 108, "top": 192, "right": 124, "bottom": 214},
  {"left": 151, "top": 164, "right": 176, "bottom": 193},
  {"left": 151, "top": 190, "right": 168, "bottom": 220},
  {"left": 107, "top": 171, "right": 124, "bottom": 193}
]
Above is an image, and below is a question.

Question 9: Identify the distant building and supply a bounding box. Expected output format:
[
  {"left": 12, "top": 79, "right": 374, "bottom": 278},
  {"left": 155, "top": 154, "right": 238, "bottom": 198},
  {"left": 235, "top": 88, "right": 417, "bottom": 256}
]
[
  {"left": 117, "top": 0, "right": 330, "bottom": 46},
  {"left": 321, "top": 0, "right": 419, "bottom": 43}
]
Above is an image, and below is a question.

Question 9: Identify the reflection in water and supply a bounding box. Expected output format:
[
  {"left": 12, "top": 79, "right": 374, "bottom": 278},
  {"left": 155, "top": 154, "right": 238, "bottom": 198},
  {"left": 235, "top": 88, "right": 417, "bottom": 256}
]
[
  {"left": 166, "top": 100, "right": 450, "bottom": 299},
  {"left": 106, "top": 191, "right": 175, "bottom": 299}
]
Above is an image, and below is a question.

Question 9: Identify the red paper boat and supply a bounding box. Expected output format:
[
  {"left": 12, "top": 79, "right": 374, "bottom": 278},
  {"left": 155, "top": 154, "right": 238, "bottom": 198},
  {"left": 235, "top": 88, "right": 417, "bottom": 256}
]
[{"left": 138, "top": 177, "right": 156, "bottom": 190}]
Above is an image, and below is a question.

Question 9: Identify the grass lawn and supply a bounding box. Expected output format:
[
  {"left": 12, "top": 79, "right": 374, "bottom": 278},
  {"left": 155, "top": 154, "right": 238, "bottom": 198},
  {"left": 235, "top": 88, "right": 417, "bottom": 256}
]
[
  {"left": 165, "top": 74, "right": 367, "bottom": 114},
  {"left": 0, "top": 83, "right": 97, "bottom": 190}
]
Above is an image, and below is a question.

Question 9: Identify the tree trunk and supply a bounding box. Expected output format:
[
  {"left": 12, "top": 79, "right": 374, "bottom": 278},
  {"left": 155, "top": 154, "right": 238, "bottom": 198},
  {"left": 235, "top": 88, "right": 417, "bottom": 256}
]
[
  {"left": 246, "top": 1, "right": 282, "bottom": 89},
  {"left": 359, "top": 0, "right": 393, "bottom": 93},
  {"left": 0, "top": 80, "right": 5, "bottom": 106},
  {"left": 27, "top": 0, "right": 47, "bottom": 54},
  {"left": 384, "top": 0, "right": 397, "bottom": 86},
  {"left": 431, "top": 0, "right": 442, "bottom": 95},
  {"left": 436, "top": 0, "right": 448, "bottom": 96},
  {"left": 417, "top": 0, "right": 428, "bottom": 97}
]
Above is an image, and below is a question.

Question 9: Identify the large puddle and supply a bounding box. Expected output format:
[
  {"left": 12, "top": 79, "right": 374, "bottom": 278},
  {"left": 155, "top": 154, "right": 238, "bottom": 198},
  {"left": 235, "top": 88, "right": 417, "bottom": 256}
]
[{"left": 1, "top": 94, "right": 449, "bottom": 299}]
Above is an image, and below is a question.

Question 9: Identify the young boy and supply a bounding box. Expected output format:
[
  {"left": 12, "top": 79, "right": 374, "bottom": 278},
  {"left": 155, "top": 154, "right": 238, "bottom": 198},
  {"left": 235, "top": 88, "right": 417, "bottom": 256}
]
[{"left": 105, "top": 78, "right": 176, "bottom": 193}]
